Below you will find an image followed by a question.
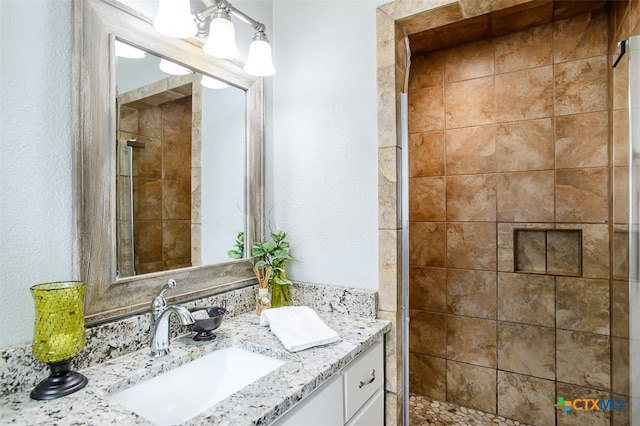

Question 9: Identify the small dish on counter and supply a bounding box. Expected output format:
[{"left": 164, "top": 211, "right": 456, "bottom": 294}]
[{"left": 188, "top": 304, "right": 226, "bottom": 341}]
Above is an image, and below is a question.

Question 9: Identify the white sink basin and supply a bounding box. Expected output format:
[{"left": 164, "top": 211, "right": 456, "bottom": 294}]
[{"left": 108, "top": 347, "right": 286, "bottom": 425}]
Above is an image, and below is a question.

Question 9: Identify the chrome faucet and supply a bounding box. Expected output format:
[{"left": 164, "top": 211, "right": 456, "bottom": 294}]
[{"left": 149, "top": 279, "right": 194, "bottom": 357}]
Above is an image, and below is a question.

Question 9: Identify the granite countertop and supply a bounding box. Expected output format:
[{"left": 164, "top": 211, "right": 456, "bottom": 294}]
[{"left": 0, "top": 311, "right": 390, "bottom": 425}]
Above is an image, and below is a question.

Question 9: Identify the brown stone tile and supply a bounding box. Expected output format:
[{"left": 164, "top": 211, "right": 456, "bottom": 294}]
[
  {"left": 446, "top": 361, "right": 496, "bottom": 414},
  {"left": 132, "top": 136, "right": 162, "bottom": 179},
  {"left": 557, "top": 329, "right": 610, "bottom": 391},
  {"left": 554, "top": 56, "right": 607, "bottom": 116},
  {"left": 119, "top": 106, "right": 139, "bottom": 133},
  {"left": 556, "top": 277, "right": 609, "bottom": 335},
  {"left": 446, "top": 269, "right": 496, "bottom": 319},
  {"left": 556, "top": 382, "right": 612, "bottom": 426},
  {"left": 445, "top": 125, "right": 496, "bottom": 175},
  {"left": 447, "top": 316, "right": 496, "bottom": 368},
  {"left": 409, "top": 222, "right": 446, "bottom": 267},
  {"left": 446, "top": 222, "right": 496, "bottom": 270},
  {"left": 612, "top": 227, "right": 630, "bottom": 281},
  {"left": 559, "top": 223, "right": 608, "bottom": 280},
  {"left": 555, "top": 112, "right": 608, "bottom": 169},
  {"left": 497, "top": 371, "right": 556, "bottom": 426},
  {"left": 492, "top": 2, "right": 554, "bottom": 35},
  {"left": 409, "top": 50, "right": 444, "bottom": 90},
  {"left": 162, "top": 219, "right": 191, "bottom": 260},
  {"left": 497, "top": 272, "right": 555, "bottom": 327},
  {"left": 410, "top": 176, "right": 445, "bottom": 221},
  {"left": 409, "top": 267, "right": 446, "bottom": 313},
  {"left": 555, "top": 168, "right": 608, "bottom": 223},
  {"left": 133, "top": 178, "right": 162, "bottom": 221},
  {"left": 613, "top": 51, "right": 629, "bottom": 111},
  {"left": 554, "top": 11, "right": 608, "bottom": 63},
  {"left": 409, "top": 86, "right": 445, "bottom": 134},
  {"left": 495, "top": 23, "right": 553, "bottom": 74},
  {"left": 496, "top": 118, "right": 554, "bottom": 172},
  {"left": 446, "top": 174, "right": 496, "bottom": 222},
  {"left": 379, "top": 147, "right": 399, "bottom": 230},
  {"left": 611, "top": 393, "right": 631, "bottom": 426},
  {"left": 444, "top": 39, "right": 494, "bottom": 83},
  {"left": 409, "top": 353, "right": 446, "bottom": 400},
  {"left": 162, "top": 180, "right": 191, "bottom": 220},
  {"left": 162, "top": 97, "right": 192, "bottom": 145},
  {"left": 611, "top": 280, "right": 629, "bottom": 338},
  {"left": 138, "top": 105, "right": 162, "bottom": 139},
  {"left": 445, "top": 77, "right": 495, "bottom": 129},
  {"left": 498, "top": 322, "right": 555, "bottom": 380},
  {"left": 133, "top": 220, "right": 162, "bottom": 263},
  {"left": 459, "top": 0, "right": 533, "bottom": 18},
  {"left": 497, "top": 170, "right": 555, "bottom": 222},
  {"left": 546, "top": 230, "right": 582, "bottom": 276},
  {"left": 613, "top": 109, "right": 630, "bottom": 168},
  {"left": 614, "top": 167, "right": 629, "bottom": 225},
  {"left": 495, "top": 66, "right": 553, "bottom": 122},
  {"left": 163, "top": 139, "right": 191, "bottom": 182},
  {"left": 515, "top": 229, "right": 546, "bottom": 273},
  {"left": 611, "top": 337, "right": 630, "bottom": 396},
  {"left": 409, "top": 310, "right": 446, "bottom": 358},
  {"left": 409, "top": 131, "right": 445, "bottom": 177}
]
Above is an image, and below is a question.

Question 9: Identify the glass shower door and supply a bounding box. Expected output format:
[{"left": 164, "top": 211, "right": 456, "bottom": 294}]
[{"left": 629, "top": 34, "right": 640, "bottom": 425}]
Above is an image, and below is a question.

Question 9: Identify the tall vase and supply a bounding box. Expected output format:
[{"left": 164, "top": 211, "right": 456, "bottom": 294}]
[
  {"left": 270, "top": 270, "right": 291, "bottom": 308},
  {"left": 30, "top": 281, "right": 88, "bottom": 400}
]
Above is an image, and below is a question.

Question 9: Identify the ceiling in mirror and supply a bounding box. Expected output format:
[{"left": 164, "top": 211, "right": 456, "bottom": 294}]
[{"left": 115, "top": 41, "right": 247, "bottom": 278}]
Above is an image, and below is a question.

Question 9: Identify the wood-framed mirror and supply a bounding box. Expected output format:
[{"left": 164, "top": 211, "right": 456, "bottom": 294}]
[{"left": 74, "top": 0, "right": 263, "bottom": 324}]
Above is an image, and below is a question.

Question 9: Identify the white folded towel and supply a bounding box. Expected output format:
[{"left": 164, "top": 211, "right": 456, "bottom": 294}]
[{"left": 260, "top": 306, "right": 340, "bottom": 352}]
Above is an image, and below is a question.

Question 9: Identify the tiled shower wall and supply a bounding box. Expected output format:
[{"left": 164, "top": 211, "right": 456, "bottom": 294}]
[
  {"left": 407, "top": 8, "right": 627, "bottom": 425},
  {"left": 119, "top": 96, "right": 193, "bottom": 275}
]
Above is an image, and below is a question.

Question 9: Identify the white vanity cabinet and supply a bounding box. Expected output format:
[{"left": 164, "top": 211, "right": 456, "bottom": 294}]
[{"left": 272, "top": 340, "right": 384, "bottom": 426}]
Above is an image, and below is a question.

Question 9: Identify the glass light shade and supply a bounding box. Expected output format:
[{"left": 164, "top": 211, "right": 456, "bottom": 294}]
[
  {"left": 203, "top": 17, "right": 239, "bottom": 59},
  {"left": 30, "top": 281, "right": 88, "bottom": 400},
  {"left": 244, "top": 39, "right": 275, "bottom": 76},
  {"left": 201, "top": 75, "right": 230, "bottom": 89},
  {"left": 154, "top": 0, "right": 197, "bottom": 39},
  {"left": 159, "top": 59, "right": 191, "bottom": 75},
  {"left": 114, "top": 40, "right": 146, "bottom": 59}
]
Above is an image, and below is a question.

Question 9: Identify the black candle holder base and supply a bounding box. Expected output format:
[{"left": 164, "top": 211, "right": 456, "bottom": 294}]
[{"left": 30, "top": 359, "right": 88, "bottom": 400}]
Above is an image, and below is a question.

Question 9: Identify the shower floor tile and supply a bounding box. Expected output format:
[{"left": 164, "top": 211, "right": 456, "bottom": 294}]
[{"left": 409, "top": 394, "right": 533, "bottom": 426}]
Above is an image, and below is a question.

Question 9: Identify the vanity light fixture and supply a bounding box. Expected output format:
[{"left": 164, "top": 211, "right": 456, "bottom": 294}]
[
  {"left": 202, "top": 5, "right": 239, "bottom": 59},
  {"left": 154, "top": 0, "right": 198, "bottom": 39},
  {"left": 159, "top": 58, "right": 192, "bottom": 76},
  {"left": 154, "top": 0, "right": 275, "bottom": 76}
]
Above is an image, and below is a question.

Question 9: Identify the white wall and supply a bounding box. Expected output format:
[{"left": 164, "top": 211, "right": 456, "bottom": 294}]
[
  {"left": 270, "top": 0, "right": 383, "bottom": 290},
  {"left": 0, "top": 0, "right": 75, "bottom": 347},
  {"left": 0, "top": 0, "right": 383, "bottom": 347}
]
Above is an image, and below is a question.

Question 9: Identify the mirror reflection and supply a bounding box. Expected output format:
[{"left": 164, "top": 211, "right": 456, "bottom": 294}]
[{"left": 115, "top": 40, "right": 246, "bottom": 278}]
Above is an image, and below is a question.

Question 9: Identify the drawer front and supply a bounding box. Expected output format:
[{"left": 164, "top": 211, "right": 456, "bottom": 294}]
[
  {"left": 272, "top": 374, "right": 344, "bottom": 426},
  {"left": 342, "top": 340, "right": 383, "bottom": 422},
  {"left": 345, "top": 389, "right": 383, "bottom": 426}
]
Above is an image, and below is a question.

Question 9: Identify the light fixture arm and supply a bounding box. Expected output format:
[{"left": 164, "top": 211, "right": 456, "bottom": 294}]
[{"left": 194, "top": 0, "right": 267, "bottom": 38}]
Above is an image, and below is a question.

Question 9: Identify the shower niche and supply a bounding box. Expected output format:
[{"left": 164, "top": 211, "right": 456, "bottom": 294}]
[{"left": 514, "top": 229, "right": 582, "bottom": 276}]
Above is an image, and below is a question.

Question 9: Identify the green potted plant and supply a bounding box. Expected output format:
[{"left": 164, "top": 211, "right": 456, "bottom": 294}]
[{"left": 251, "top": 231, "right": 294, "bottom": 308}]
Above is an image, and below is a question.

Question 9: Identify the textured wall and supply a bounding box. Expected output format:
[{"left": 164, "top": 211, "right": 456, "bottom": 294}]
[
  {"left": 0, "top": 0, "right": 74, "bottom": 347},
  {"left": 271, "top": 1, "right": 384, "bottom": 290},
  {"left": 408, "top": 9, "right": 619, "bottom": 425}
]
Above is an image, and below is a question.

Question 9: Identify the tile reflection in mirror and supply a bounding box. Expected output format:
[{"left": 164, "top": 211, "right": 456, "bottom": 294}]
[{"left": 115, "top": 40, "right": 247, "bottom": 278}]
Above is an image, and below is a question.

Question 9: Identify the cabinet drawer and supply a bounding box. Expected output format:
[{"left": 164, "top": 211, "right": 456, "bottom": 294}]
[
  {"left": 345, "top": 389, "right": 383, "bottom": 426},
  {"left": 342, "top": 340, "right": 383, "bottom": 422}
]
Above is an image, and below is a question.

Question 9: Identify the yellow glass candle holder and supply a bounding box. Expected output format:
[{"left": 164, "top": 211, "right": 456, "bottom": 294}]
[{"left": 30, "top": 281, "right": 88, "bottom": 400}]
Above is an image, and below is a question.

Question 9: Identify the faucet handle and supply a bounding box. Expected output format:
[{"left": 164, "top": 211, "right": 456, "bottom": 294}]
[{"left": 151, "top": 279, "right": 177, "bottom": 318}]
